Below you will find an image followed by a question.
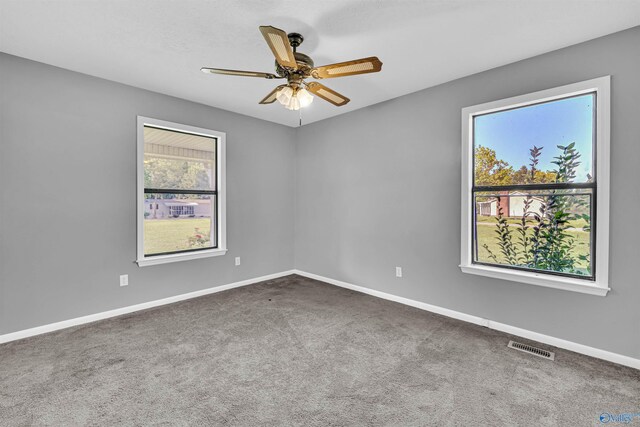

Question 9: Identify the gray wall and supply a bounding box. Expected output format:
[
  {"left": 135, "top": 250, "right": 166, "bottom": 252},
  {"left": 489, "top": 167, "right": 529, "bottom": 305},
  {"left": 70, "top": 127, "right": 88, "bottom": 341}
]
[
  {"left": 295, "top": 26, "right": 640, "bottom": 359},
  {"left": 2, "top": 27, "right": 639, "bottom": 360},
  {"left": 0, "top": 53, "right": 296, "bottom": 334}
]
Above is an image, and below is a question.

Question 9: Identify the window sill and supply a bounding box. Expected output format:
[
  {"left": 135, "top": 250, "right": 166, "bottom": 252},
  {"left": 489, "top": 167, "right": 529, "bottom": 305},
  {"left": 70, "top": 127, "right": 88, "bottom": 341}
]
[
  {"left": 137, "top": 248, "right": 227, "bottom": 267},
  {"left": 459, "top": 264, "right": 609, "bottom": 296}
]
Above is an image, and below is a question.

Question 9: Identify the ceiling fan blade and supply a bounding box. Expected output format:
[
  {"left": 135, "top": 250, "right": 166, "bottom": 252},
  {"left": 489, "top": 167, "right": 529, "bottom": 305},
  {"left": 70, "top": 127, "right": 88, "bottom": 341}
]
[
  {"left": 311, "top": 56, "right": 382, "bottom": 79},
  {"left": 259, "top": 26, "right": 298, "bottom": 70},
  {"left": 259, "top": 85, "right": 287, "bottom": 104},
  {"left": 201, "top": 67, "right": 281, "bottom": 79},
  {"left": 305, "top": 82, "right": 350, "bottom": 106}
]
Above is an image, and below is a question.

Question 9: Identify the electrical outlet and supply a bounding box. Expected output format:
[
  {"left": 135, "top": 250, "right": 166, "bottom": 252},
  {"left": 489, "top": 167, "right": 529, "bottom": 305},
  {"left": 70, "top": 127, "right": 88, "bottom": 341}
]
[
  {"left": 395, "top": 267, "right": 402, "bottom": 278},
  {"left": 235, "top": 257, "right": 241, "bottom": 266},
  {"left": 120, "top": 274, "right": 128, "bottom": 287}
]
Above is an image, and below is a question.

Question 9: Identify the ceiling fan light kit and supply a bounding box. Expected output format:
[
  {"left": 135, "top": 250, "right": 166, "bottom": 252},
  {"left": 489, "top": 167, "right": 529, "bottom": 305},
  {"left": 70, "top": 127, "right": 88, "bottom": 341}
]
[
  {"left": 276, "top": 86, "right": 313, "bottom": 110},
  {"left": 201, "top": 25, "right": 382, "bottom": 112}
]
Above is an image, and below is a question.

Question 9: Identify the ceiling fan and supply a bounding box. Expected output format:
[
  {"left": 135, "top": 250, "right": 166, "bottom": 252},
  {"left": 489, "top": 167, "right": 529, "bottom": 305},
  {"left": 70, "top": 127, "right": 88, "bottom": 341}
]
[{"left": 201, "top": 26, "right": 383, "bottom": 111}]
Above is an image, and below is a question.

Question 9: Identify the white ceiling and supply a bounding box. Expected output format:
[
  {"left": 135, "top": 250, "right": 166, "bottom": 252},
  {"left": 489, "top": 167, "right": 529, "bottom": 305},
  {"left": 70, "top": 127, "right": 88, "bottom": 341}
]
[{"left": 1, "top": 1, "right": 639, "bottom": 127}]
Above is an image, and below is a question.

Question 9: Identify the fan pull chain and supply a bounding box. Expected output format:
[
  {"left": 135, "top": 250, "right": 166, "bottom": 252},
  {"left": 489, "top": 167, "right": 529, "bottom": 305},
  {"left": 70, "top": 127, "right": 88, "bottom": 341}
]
[{"left": 299, "top": 110, "right": 303, "bottom": 127}]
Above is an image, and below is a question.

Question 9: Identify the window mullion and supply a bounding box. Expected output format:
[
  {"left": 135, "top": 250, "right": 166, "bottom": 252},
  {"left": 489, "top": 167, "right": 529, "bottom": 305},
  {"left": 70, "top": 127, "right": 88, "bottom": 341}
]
[
  {"left": 473, "top": 182, "right": 596, "bottom": 193},
  {"left": 144, "top": 188, "right": 217, "bottom": 195}
]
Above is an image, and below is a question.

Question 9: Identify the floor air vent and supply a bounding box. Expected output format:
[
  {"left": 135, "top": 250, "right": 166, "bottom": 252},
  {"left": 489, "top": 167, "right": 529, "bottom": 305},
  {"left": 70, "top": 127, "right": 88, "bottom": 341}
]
[{"left": 508, "top": 340, "right": 555, "bottom": 360}]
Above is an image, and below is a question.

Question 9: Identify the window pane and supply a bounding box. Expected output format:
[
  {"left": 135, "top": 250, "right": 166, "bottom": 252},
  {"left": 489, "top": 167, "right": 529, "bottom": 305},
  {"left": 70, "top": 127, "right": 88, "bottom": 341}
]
[
  {"left": 474, "top": 191, "right": 592, "bottom": 277},
  {"left": 144, "top": 126, "right": 216, "bottom": 191},
  {"left": 144, "top": 193, "right": 216, "bottom": 255},
  {"left": 474, "top": 94, "right": 594, "bottom": 186}
]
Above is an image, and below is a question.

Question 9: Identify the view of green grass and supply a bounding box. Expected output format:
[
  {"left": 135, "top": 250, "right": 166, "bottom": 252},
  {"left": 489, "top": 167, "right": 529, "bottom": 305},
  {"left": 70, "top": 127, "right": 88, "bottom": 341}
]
[
  {"left": 475, "top": 221, "right": 591, "bottom": 273},
  {"left": 144, "top": 218, "right": 212, "bottom": 255}
]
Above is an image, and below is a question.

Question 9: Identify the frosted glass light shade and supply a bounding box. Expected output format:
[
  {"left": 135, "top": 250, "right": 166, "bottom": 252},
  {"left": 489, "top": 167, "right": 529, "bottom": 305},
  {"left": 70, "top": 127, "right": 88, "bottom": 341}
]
[
  {"left": 285, "top": 96, "right": 300, "bottom": 111},
  {"left": 276, "top": 86, "right": 314, "bottom": 110},
  {"left": 296, "top": 88, "right": 314, "bottom": 108},
  {"left": 276, "top": 86, "right": 293, "bottom": 105}
]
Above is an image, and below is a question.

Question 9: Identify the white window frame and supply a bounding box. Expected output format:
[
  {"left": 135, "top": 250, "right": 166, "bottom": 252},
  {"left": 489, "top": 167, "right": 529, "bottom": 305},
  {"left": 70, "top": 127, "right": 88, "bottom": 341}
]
[
  {"left": 460, "top": 76, "right": 610, "bottom": 296},
  {"left": 136, "top": 116, "right": 227, "bottom": 266}
]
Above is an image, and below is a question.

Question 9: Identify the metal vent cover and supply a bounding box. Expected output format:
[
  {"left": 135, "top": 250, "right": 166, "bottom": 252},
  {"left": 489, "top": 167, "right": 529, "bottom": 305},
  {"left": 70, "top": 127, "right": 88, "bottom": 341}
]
[{"left": 508, "top": 340, "right": 555, "bottom": 360}]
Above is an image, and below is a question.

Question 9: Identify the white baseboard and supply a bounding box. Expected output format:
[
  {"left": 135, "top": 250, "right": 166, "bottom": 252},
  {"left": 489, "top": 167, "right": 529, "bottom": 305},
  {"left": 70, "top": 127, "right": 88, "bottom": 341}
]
[
  {"left": 293, "top": 270, "right": 640, "bottom": 370},
  {"left": 0, "top": 270, "right": 296, "bottom": 344},
  {"left": 4, "top": 268, "right": 638, "bottom": 370}
]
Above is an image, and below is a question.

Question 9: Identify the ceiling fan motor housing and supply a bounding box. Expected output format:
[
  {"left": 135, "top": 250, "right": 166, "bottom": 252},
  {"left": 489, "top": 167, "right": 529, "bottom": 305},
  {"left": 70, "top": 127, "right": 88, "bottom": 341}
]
[
  {"left": 274, "top": 33, "right": 314, "bottom": 80},
  {"left": 276, "top": 52, "right": 314, "bottom": 80}
]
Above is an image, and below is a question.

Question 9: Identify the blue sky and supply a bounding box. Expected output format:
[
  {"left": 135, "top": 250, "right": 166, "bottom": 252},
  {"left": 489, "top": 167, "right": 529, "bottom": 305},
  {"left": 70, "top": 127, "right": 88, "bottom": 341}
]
[{"left": 474, "top": 93, "right": 594, "bottom": 182}]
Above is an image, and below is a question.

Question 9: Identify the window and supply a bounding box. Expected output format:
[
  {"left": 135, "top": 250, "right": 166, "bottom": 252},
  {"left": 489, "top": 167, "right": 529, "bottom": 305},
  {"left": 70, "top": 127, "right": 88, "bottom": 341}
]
[
  {"left": 460, "top": 77, "right": 610, "bottom": 296},
  {"left": 137, "top": 117, "right": 226, "bottom": 266}
]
